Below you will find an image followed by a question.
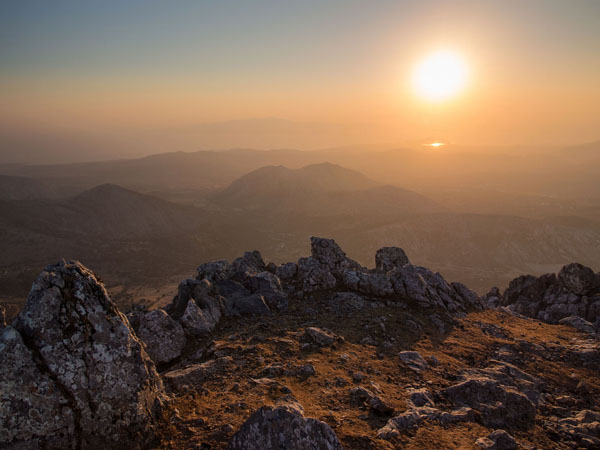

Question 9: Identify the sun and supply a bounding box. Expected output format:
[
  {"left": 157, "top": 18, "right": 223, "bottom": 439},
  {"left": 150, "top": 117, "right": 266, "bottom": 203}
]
[{"left": 413, "top": 50, "right": 468, "bottom": 101}]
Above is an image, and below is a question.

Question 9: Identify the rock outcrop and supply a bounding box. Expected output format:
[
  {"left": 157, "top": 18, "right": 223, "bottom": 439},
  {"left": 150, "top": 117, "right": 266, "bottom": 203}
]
[
  {"left": 499, "top": 262, "right": 600, "bottom": 329},
  {"left": 1, "top": 260, "right": 165, "bottom": 450},
  {"left": 227, "top": 400, "right": 343, "bottom": 450},
  {"left": 133, "top": 309, "right": 186, "bottom": 365},
  {"left": 290, "top": 236, "right": 482, "bottom": 315}
]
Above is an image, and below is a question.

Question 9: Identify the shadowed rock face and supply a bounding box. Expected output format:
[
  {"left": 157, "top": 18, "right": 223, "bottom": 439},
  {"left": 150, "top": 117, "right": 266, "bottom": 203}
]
[
  {"left": 1, "top": 260, "right": 165, "bottom": 450},
  {"left": 228, "top": 400, "right": 343, "bottom": 450},
  {"left": 500, "top": 262, "right": 600, "bottom": 328}
]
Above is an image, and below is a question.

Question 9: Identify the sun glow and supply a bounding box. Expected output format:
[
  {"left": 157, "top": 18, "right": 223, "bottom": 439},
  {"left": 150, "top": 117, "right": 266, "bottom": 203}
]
[{"left": 413, "top": 51, "right": 468, "bottom": 101}]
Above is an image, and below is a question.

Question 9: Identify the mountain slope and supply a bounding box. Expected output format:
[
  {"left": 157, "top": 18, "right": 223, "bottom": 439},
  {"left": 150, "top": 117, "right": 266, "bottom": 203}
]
[{"left": 211, "top": 163, "right": 443, "bottom": 217}]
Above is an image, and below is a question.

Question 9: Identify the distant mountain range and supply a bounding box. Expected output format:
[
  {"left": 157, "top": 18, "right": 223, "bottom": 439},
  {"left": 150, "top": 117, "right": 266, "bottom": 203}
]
[{"left": 1, "top": 155, "right": 599, "bottom": 309}]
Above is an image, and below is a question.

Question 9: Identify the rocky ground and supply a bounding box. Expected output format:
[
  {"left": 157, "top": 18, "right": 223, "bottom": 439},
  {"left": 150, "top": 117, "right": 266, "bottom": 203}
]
[{"left": 1, "top": 237, "right": 599, "bottom": 449}]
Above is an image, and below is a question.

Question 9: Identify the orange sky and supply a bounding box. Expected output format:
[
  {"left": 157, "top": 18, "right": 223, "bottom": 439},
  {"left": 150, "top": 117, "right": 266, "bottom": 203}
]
[{"left": 1, "top": 1, "right": 599, "bottom": 161}]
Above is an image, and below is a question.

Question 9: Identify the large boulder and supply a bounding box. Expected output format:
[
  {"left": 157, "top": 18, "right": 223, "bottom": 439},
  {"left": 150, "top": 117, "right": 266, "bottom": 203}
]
[
  {"left": 135, "top": 309, "right": 186, "bottom": 365},
  {"left": 227, "top": 400, "right": 343, "bottom": 450},
  {"left": 375, "top": 247, "right": 410, "bottom": 272},
  {"left": 502, "top": 263, "right": 600, "bottom": 324},
  {"left": 5, "top": 260, "right": 165, "bottom": 449},
  {"left": 390, "top": 265, "right": 482, "bottom": 313},
  {"left": 0, "top": 325, "right": 76, "bottom": 449},
  {"left": 558, "top": 263, "right": 598, "bottom": 296},
  {"left": 310, "top": 236, "right": 362, "bottom": 275},
  {"left": 445, "top": 377, "right": 536, "bottom": 429}
]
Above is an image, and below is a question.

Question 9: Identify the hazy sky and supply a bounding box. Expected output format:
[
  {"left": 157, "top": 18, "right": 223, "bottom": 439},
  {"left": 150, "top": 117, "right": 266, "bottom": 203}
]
[{"left": 1, "top": 0, "right": 599, "bottom": 162}]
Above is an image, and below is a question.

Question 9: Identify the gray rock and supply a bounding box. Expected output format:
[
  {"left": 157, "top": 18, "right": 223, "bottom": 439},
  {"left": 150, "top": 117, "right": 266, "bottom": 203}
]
[
  {"left": 222, "top": 294, "right": 272, "bottom": 316},
  {"left": 276, "top": 262, "right": 298, "bottom": 280},
  {"left": 349, "top": 386, "right": 375, "bottom": 404},
  {"left": 476, "top": 430, "right": 518, "bottom": 450},
  {"left": 407, "top": 389, "right": 435, "bottom": 407},
  {"left": 369, "top": 396, "right": 394, "bottom": 416},
  {"left": 310, "top": 236, "right": 361, "bottom": 275},
  {"left": 390, "top": 265, "right": 482, "bottom": 313},
  {"left": 559, "top": 263, "right": 598, "bottom": 295},
  {"left": 230, "top": 251, "right": 266, "bottom": 281},
  {"left": 558, "top": 410, "right": 600, "bottom": 447},
  {"left": 163, "top": 357, "right": 233, "bottom": 392},
  {"left": 502, "top": 263, "right": 600, "bottom": 325},
  {"left": 0, "top": 326, "right": 76, "bottom": 449},
  {"left": 378, "top": 406, "right": 473, "bottom": 439},
  {"left": 482, "top": 287, "right": 503, "bottom": 309},
  {"left": 398, "top": 351, "right": 429, "bottom": 372},
  {"left": 297, "top": 256, "right": 337, "bottom": 293},
  {"left": 197, "top": 259, "right": 231, "bottom": 282},
  {"left": 301, "top": 327, "right": 343, "bottom": 347},
  {"left": 445, "top": 376, "right": 536, "bottom": 429},
  {"left": 375, "top": 246, "right": 410, "bottom": 272},
  {"left": 341, "top": 270, "right": 394, "bottom": 297},
  {"left": 227, "top": 400, "right": 342, "bottom": 450},
  {"left": 248, "top": 271, "right": 283, "bottom": 294},
  {"left": 298, "top": 364, "right": 316, "bottom": 378},
  {"left": 559, "top": 315, "right": 596, "bottom": 334},
  {"left": 135, "top": 309, "right": 186, "bottom": 365},
  {"left": 8, "top": 260, "right": 165, "bottom": 449},
  {"left": 170, "top": 279, "right": 223, "bottom": 335}
]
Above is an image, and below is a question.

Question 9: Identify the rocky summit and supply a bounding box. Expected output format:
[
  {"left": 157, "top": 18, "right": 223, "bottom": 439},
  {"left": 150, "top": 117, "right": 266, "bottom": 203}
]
[{"left": 1, "top": 237, "right": 600, "bottom": 449}]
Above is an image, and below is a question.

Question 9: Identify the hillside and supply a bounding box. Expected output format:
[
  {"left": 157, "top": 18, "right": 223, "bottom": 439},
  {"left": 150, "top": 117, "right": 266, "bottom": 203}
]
[
  {"left": 2, "top": 237, "right": 599, "bottom": 450},
  {"left": 212, "top": 163, "right": 443, "bottom": 218}
]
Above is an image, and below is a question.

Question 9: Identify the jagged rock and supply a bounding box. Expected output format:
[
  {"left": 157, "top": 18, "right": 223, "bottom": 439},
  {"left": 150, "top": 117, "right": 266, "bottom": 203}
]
[
  {"left": 398, "top": 351, "right": 429, "bottom": 372},
  {"left": 7, "top": 260, "right": 165, "bottom": 449},
  {"left": 0, "top": 305, "right": 5, "bottom": 328},
  {"left": 266, "top": 262, "right": 277, "bottom": 274},
  {"left": 341, "top": 270, "right": 394, "bottom": 297},
  {"left": 369, "top": 396, "right": 394, "bottom": 416},
  {"left": 445, "top": 376, "right": 536, "bottom": 429},
  {"left": 297, "top": 256, "right": 337, "bottom": 292},
  {"left": 135, "top": 309, "right": 186, "bottom": 365},
  {"left": 375, "top": 247, "right": 410, "bottom": 272},
  {"left": 222, "top": 294, "right": 272, "bottom": 316},
  {"left": 482, "top": 287, "right": 503, "bottom": 308},
  {"left": 0, "top": 326, "right": 76, "bottom": 449},
  {"left": 558, "top": 410, "right": 600, "bottom": 447},
  {"left": 559, "top": 315, "right": 596, "bottom": 334},
  {"left": 248, "top": 271, "right": 288, "bottom": 312},
  {"left": 310, "top": 236, "right": 361, "bottom": 275},
  {"left": 502, "top": 263, "right": 600, "bottom": 324},
  {"left": 407, "top": 389, "right": 435, "bottom": 407},
  {"left": 170, "top": 279, "right": 223, "bottom": 335},
  {"left": 230, "top": 251, "right": 266, "bottom": 281},
  {"left": 475, "top": 430, "right": 518, "bottom": 450},
  {"left": 276, "top": 262, "right": 298, "bottom": 280},
  {"left": 301, "top": 327, "right": 343, "bottom": 347},
  {"left": 248, "top": 271, "right": 283, "bottom": 293},
  {"left": 197, "top": 260, "right": 231, "bottom": 282},
  {"left": 378, "top": 406, "right": 474, "bottom": 439},
  {"left": 163, "top": 357, "right": 233, "bottom": 392},
  {"left": 227, "top": 400, "right": 342, "bottom": 450},
  {"left": 390, "top": 265, "right": 482, "bottom": 313},
  {"left": 559, "top": 263, "right": 599, "bottom": 296}
]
